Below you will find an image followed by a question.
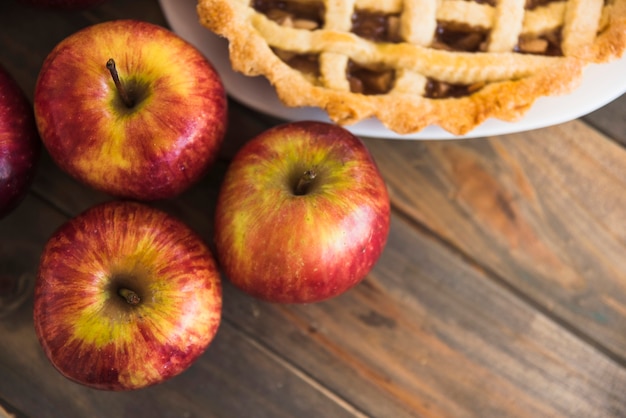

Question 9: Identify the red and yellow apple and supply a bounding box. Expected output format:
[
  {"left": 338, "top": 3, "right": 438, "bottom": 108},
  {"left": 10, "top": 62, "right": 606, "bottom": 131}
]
[
  {"left": 33, "top": 200, "right": 222, "bottom": 391},
  {"left": 34, "top": 19, "right": 227, "bottom": 201},
  {"left": 0, "top": 64, "right": 40, "bottom": 219},
  {"left": 214, "top": 121, "right": 391, "bottom": 304}
]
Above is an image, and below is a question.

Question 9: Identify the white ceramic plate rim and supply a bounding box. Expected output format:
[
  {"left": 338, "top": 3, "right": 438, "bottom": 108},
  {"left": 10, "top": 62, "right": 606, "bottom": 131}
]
[{"left": 159, "top": 0, "right": 626, "bottom": 140}]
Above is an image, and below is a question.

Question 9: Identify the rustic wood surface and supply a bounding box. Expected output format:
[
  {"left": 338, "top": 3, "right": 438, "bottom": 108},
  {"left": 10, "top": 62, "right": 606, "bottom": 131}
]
[{"left": 1, "top": 1, "right": 625, "bottom": 417}]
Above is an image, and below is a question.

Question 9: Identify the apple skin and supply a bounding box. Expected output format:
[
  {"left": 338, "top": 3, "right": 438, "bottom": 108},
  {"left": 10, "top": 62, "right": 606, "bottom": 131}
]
[
  {"left": 19, "top": 0, "right": 108, "bottom": 9},
  {"left": 0, "top": 64, "right": 40, "bottom": 219},
  {"left": 33, "top": 200, "right": 222, "bottom": 391},
  {"left": 34, "top": 19, "right": 227, "bottom": 201},
  {"left": 214, "top": 121, "right": 391, "bottom": 304}
]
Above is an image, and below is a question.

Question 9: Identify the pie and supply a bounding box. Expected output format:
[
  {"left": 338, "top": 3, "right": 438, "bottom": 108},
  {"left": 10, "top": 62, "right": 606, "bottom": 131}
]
[{"left": 196, "top": 0, "right": 626, "bottom": 135}]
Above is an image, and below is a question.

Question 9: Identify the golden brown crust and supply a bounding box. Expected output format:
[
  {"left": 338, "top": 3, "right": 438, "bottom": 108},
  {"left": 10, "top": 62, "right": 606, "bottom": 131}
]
[{"left": 197, "top": 0, "right": 626, "bottom": 135}]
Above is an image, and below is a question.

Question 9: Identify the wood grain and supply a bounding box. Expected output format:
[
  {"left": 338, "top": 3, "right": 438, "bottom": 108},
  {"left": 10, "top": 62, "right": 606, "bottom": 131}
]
[{"left": 363, "top": 121, "right": 626, "bottom": 365}]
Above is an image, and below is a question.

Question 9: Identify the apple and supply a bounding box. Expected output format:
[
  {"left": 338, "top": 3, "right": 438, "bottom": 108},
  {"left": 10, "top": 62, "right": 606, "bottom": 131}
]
[
  {"left": 19, "top": 0, "right": 108, "bottom": 9},
  {"left": 0, "top": 64, "right": 40, "bottom": 219},
  {"left": 214, "top": 121, "right": 391, "bottom": 304},
  {"left": 33, "top": 200, "right": 222, "bottom": 391},
  {"left": 34, "top": 19, "right": 227, "bottom": 201}
]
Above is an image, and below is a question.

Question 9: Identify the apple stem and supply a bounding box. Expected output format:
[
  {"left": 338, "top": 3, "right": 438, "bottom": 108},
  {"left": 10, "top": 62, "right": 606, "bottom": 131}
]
[
  {"left": 106, "top": 58, "right": 134, "bottom": 108},
  {"left": 294, "top": 169, "right": 317, "bottom": 196},
  {"left": 118, "top": 288, "right": 140, "bottom": 305}
]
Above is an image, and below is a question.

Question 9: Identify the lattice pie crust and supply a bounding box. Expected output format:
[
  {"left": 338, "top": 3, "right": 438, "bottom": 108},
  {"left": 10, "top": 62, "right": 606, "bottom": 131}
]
[{"left": 197, "top": 0, "right": 626, "bottom": 135}]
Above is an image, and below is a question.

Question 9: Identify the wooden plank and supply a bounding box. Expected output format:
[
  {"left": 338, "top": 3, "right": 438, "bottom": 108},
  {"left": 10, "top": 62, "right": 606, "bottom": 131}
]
[
  {"left": 584, "top": 94, "right": 626, "bottom": 146},
  {"left": 0, "top": 196, "right": 360, "bottom": 418},
  {"left": 362, "top": 121, "right": 626, "bottom": 363}
]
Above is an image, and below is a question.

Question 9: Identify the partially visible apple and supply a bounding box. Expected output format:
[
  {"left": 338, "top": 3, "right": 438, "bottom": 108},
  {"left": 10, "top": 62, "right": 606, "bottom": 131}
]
[
  {"left": 0, "top": 64, "right": 40, "bottom": 219},
  {"left": 214, "top": 121, "right": 391, "bottom": 304},
  {"left": 19, "top": 0, "right": 108, "bottom": 10},
  {"left": 34, "top": 19, "right": 227, "bottom": 201},
  {"left": 34, "top": 200, "right": 222, "bottom": 391}
]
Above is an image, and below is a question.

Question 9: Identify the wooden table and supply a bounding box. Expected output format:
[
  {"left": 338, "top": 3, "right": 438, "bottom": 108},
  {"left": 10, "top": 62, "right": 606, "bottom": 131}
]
[{"left": 1, "top": 1, "right": 625, "bottom": 417}]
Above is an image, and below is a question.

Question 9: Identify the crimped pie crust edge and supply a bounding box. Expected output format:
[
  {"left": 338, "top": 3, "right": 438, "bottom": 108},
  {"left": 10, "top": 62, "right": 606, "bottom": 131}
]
[{"left": 196, "top": 0, "right": 626, "bottom": 136}]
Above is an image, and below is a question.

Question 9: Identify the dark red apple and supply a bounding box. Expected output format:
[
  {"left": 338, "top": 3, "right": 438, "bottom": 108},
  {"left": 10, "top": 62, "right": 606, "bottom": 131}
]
[
  {"left": 0, "top": 64, "right": 40, "bottom": 219},
  {"left": 214, "top": 121, "right": 391, "bottom": 303},
  {"left": 34, "top": 19, "right": 227, "bottom": 201},
  {"left": 34, "top": 200, "right": 222, "bottom": 390}
]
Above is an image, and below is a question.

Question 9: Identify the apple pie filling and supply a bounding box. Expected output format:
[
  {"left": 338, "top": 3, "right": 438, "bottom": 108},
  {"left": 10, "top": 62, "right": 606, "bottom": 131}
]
[
  {"left": 253, "top": 0, "right": 568, "bottom": 99},
  {"left": 351, "top": 10, "right": 402, "bottom": 44},
  {"left": 252, "top": 0, "right": 324, "bottom": 29}
]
